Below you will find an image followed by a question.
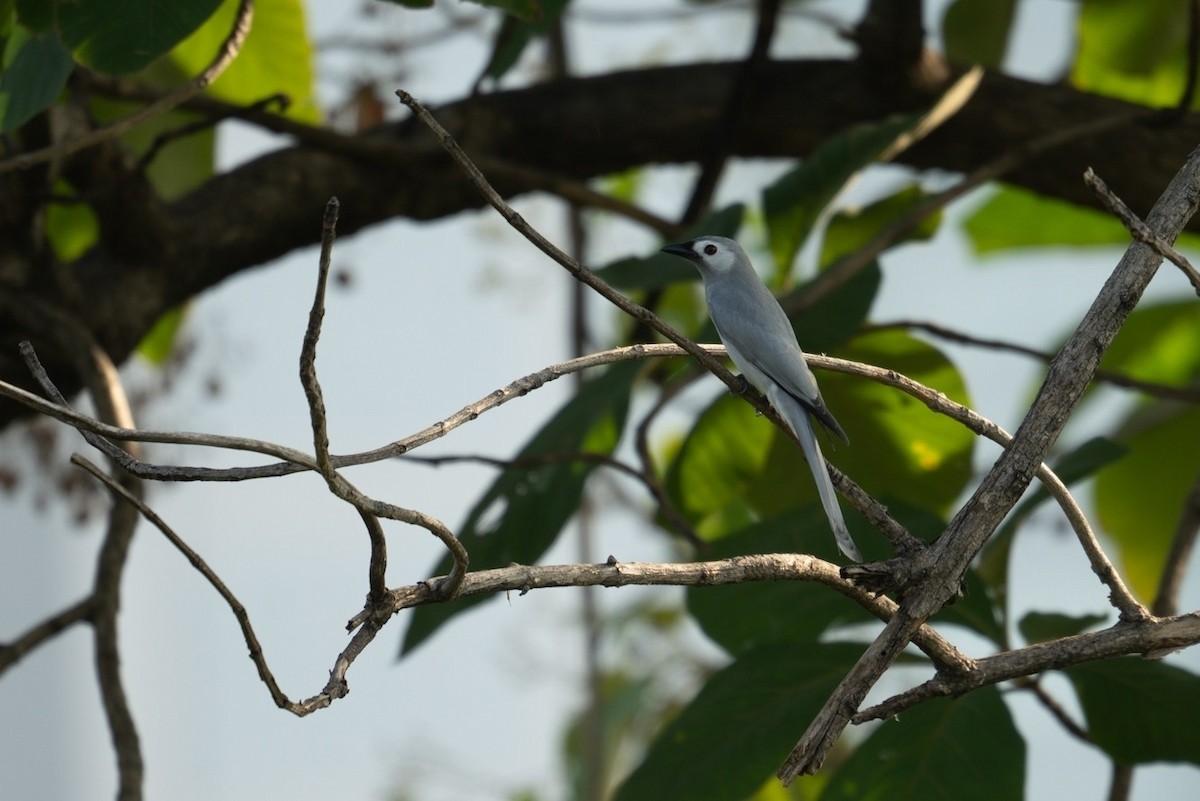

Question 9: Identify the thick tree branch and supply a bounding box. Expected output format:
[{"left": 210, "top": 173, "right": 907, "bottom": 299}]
[
  {"left": 778, "top": 144, "right": 1200, "bottom": 782},
  {"left": 7, "top": 61, "right": 1200, "bottom": 431}
]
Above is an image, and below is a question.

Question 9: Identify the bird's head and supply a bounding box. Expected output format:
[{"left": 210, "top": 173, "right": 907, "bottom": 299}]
[{"left": 660, "top": 236, "right": 746, "bottom": 277}]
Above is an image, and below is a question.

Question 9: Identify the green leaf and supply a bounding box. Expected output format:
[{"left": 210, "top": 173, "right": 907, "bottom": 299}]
[
  {"left": 400, "top": 361, "right": 639, "bottom": 656},
  {"left": 805, "top": 329, "right": 975, "bottom": 517},
  {"left": 0, "top": 25, "right": 73, "bottom": 132},
  {"left": 762, "top": 114, "right": 921, "bottom": 278},
  {"left": 16, "top": 0, "right": 52, "bottom": 32},
  {"left": 819, "top": 184, "right": 942, "bottom": 267},
  {"left": 1073, "top": 0, "right": 1194, "bottom": 107},
  {"left": 977, "top": 437, "right": 1128, "bottom": 604},
  {"left": 790, "top": 260, "right": 880, "bottom": 356},
  {"left": 1068, "top": 657, "right": 1200, "bottom": 764},
  {"left": 1099, "top": 300, "right": 1200, "bottom": 390},
  {"left": 614, "top": 643, "right": 862, "bottom": 801},
  {"left": 56, "top": 0, "right": 224, "bottom": 75},
  {"left": 686, "top": 508, "right": 878, "bottom": 654},
  {"left": 665, "top": 392, "right": 773, "bottom": 526},
  {"left": 1096, "top": 403, "right": 1200, "bottom": 602},
  {"left": 594, "top": 204, "right": 745, "bottom": 291},
  {"left": 482, "top": 0, "right": 569, "bottom": 80},
  {"left": 44, "top": 181, "right": 100, "bottom": 261},
  {"left": 168, "top": 0, "right": 321, "bottom": 123},
  {"left": 1018, "top": 611, "right": 1109, "bottom": 644},
  {"left": 962, "top": 184, "right": 1133, "bottom": 254},
  {"left": 822, "top": 687, "right": 1024, "bottom": 801},
  {"left": 942, "top": 0, "right": 1016, "bottom": 68},
  {"left": 137, "top": 306, "right": 187, "bottom": 364},
  {"left": 666, "top": 330, "right": 972, "bottom": 549}
]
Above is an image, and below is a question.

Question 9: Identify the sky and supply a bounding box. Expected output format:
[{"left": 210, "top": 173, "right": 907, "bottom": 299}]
[{"left": 2, "top": 1, "right": 1199, "bottom": 800}]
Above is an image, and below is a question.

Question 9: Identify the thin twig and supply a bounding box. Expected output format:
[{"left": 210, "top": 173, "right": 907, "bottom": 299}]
[
  {"left": 798, "top": 110, "right": 1146, "bottom": 311},
  {"left": 871, "top": 320, "right": 1200, "bottom": 403},
  {"left": 1012, "top": 676, "right": 1092, "bottom": 744},
  {"left": 72, "top": 455, "right": 293, "bottom": 709},
  {"left": 299, "top": 197, "right": 389, "bottom": 602},
  {"left": 0, "top": 0, "right": 255, "bottom": 175},
  {"left": 852, "top": 612, "right": 1200, "bottom": 723},
  {"left": 0, "top": 597, "right": 97, "bottom": 673},
  {"left": 1085, "top": 167, "right": 1200, "bottom": 296},
  {"left": 296, "top": 197, "right": 465, "bottom": 599},
  {"left": 402, "top": 449, "right": 703, "bottom": 546},
  {"left": 393, "top": 89, "right": 742, "bottom": 395}
]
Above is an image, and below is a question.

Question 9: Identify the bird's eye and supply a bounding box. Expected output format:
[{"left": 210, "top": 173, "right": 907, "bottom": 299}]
[{"left": 703, "top": 244, "right": 718, "bottom": 256}]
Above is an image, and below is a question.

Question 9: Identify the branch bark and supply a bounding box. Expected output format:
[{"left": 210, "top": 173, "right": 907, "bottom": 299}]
[
  {"left": 778, "top": 144, "right": 1200, "bottom": 782},
  {"left": 5, "top": 60, "right": 1200, "bottom": 429}
]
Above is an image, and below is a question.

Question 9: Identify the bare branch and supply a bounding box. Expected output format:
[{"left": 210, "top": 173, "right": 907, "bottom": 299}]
[
  {"left": 777, "top": 144, "right": 1200, "bottom": 784},
  {"left": 72, "top": 455, "right": 294, "bottom": 710},
  {"left": 0, "top": 597, "right": 96, "bottom": 674},
  {"left": 295, "top": 197, "right": 466, "bottom": 598},
  {"left": 854, "top": 613, "right": 1200, "bottom": 722},
  {"left": 1086, "top": 167, "right": 1200, "bottom": 296},
  {"left": 363, "top": 553, "right": 973, "bottom": 674},
  {"left": 872, "top": 320, "right": 1200, "bottom": 403}
]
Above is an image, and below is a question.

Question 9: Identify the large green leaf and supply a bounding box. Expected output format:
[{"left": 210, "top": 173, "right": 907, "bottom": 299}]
[
  {"left": 819, "top": 184, "right": 942, "bottom": 268},
  {"left": 977, "top": 437, "right": 1128, "bottom": 612},
  {"left": 665, "top": 330, "right": 972, "bottom": 546},
  {"left": 1099, "top": 300, "right": 1200, "bottom": 391},
  {"left": 482, "top": 0, "right": 569, "bottom": 80},
  {"left": 820, "top": 687, "right": 1024, "bottom": 801},
  {"left": 762, "top": 114, "right": 921, "bottom": 278},
  {"left": 1073, "top": 0, "right": 1194, "bottom": 108},
  {"left": 1095, "top": 403, "right": 1200, "bottom": 602},
  {"left": 400, "top": 361, "right": 640, "bottom": 655},
  {"left": 169, "top": 0, "right": 320, "bottom": 123},
  {"left": 686, "top": 508, "right": 878, "bottom": 654},
  {"left": 942, "top": 0, "right": 1016, "bottom": 68},
  {"left": 0, "top": 24, "right": 73, "bottom": 132},
  {"left": 56, "top": 0, "right": 223, "bottom": 74},
  {"left": 1068, "top": 657, "right": 1200, "bottom": 764},
  {"left": 665, "top": 392, "right": 774, "bottom": 527},
  {"left": 758, "top": 329, "right": 975, "bottom": 520},
  {"left": 614, "top": 643, "right": 862, "bottom": 801},
  {"left": 962, "top": 184, "right": 1132, "bottom": 254}
]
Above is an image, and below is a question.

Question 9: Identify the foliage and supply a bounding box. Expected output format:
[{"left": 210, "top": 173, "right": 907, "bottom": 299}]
[{"left": 3, "top": 2, "right": 1200, "bottom": 801}]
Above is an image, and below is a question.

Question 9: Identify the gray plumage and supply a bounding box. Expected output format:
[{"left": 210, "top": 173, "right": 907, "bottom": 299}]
[{"left": 661, "top": 235, "right": 861, "bottom": 561}]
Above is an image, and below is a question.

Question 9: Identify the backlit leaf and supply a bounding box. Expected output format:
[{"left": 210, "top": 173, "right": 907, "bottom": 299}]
[{"left": 400, "top": 361, "right": 639, "bottom": 655}]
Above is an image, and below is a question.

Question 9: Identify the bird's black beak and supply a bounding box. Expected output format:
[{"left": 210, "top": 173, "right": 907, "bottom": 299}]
[{"left": 660, "top": 242, "right": 695, "bottom": 260}]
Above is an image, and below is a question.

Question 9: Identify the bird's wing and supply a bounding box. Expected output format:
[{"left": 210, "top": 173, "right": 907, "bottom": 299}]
[{"left": 708, "top": 287, "right": 848, "bottom": 442}]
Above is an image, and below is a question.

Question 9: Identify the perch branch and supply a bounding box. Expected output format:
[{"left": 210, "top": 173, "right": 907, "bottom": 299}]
[
  {"left": 778, "top": 143, "right": 1200, "bottom": 784},
  {"left": 854, "top": 613, "right": 1200, "bottom": 722}
]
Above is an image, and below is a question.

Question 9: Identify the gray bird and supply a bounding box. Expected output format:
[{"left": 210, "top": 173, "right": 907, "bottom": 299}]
[{"left": 661, "top": 235, "right": 861, "bottom": 561}]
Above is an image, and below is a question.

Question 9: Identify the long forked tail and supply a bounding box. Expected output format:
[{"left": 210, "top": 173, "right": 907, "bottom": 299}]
[{"left": 771, "top": 388, "right": 862, "bottom": 561}]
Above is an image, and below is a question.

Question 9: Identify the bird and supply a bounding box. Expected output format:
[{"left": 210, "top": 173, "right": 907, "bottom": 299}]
[{"left": 660, "top": 235, "right": 862, "bottom": 561}]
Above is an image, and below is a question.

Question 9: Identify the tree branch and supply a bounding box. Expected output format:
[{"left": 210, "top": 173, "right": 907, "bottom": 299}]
[
  {"left": 853, "top": 612, "right": 1200, "bottom": 722},
  {"left": 778, "top": 144, "right": 1200, "bottom": 783}
]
